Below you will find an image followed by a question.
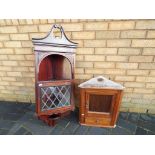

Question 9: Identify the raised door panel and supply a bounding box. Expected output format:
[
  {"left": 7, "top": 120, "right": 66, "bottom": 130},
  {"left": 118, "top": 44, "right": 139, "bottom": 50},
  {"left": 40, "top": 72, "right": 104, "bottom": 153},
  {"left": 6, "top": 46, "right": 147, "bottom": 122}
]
[{"left": 85, "top": 90, "right": 117, "bottom": 119}]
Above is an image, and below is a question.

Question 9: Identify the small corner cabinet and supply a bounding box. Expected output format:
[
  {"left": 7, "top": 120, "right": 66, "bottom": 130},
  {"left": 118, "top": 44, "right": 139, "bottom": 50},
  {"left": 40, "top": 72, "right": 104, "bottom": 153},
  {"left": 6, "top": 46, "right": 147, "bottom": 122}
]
[
  {"left": 32, "top": 24, "right": 78, "bottom": 126},
  {"left": 78, "top": 76, "right": 124, "bottom": 128}
]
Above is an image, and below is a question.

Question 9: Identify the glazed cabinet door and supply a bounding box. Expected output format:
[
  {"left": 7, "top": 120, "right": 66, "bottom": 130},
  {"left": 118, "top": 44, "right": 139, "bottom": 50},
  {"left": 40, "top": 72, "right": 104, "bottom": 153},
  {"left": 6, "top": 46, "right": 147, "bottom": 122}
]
[
  {"left": 36, "top": 80, "right": 74, "bottom": 115},
  {"left": 84, "top": 89, "right": 118, "bottom": 126}
]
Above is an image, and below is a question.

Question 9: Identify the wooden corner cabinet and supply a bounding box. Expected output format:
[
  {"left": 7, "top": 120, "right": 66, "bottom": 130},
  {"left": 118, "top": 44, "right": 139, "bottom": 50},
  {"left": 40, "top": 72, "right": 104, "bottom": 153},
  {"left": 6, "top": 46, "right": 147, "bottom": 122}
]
[
  {"left": 79, "top": 76, "right": 124, "bottom": 128},
  {"left": 32, "top": 24, "right": 78, "bottom": 126}
]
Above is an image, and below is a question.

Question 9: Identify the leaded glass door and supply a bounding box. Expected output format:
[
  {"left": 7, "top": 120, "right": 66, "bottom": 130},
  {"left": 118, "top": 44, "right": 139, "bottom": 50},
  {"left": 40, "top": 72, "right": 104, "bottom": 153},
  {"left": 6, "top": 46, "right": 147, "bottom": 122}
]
[{"left": 38, "top": 80, "right": 73, "bottom": 115}]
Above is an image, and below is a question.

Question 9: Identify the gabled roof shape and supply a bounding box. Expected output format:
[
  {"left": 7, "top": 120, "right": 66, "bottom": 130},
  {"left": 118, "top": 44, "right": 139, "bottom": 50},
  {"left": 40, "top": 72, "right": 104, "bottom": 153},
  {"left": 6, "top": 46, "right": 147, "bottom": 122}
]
[
  {"left": 78, "top": 76, "right": 125, "bottom": 90},
  {"left": 32, "top": 24, "right": 78, "bottom": 48}
]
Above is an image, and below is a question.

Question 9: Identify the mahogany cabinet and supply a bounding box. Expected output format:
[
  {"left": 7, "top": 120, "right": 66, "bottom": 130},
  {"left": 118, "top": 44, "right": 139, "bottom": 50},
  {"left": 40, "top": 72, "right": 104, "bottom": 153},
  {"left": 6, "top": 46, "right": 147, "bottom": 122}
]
[
  {"left": 79, "top": 76, "right": 124, "bottom": 128},
  {"left": 32, "top": 24, "right": 77, "bottom": 126}
]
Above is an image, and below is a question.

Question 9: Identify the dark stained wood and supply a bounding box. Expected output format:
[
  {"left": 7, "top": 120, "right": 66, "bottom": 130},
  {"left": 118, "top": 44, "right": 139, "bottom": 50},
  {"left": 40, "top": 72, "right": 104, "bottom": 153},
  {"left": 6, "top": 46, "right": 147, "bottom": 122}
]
[
  {"left": 38, "top": 55, "right": 53, "bottom": 81},
  {"left": 32, "top": 24, "right": 77, "bottom": 126},
  {"left": 79, "top": 88, "right": 123, "bottom": 128},
  {"left": 38, "top": 54, "right": 72, "bottom": 81},
  {"left": 89, "top": 94, "right": 112, "bottom": 113},
  {"left": 38, "top": 111, "right": 71, "bottom": 126}
]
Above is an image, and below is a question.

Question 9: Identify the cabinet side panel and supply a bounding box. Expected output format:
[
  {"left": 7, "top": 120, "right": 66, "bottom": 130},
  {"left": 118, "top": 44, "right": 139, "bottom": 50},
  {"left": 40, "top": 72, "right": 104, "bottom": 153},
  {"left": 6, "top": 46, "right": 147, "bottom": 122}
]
[{"left": 111, "top": 90, "right": 123, "bottom": 126}]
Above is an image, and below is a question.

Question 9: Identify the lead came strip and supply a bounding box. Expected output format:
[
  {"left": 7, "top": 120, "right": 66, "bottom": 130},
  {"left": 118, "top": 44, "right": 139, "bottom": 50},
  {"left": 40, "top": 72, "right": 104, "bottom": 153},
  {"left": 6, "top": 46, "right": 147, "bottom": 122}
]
[{"left": 41, "top": 85, "right": 71, "bottom": 111}]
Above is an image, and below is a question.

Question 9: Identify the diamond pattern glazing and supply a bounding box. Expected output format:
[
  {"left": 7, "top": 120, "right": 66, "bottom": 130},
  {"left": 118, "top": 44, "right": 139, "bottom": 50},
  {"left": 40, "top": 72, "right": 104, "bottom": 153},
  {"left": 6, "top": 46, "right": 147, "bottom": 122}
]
[{"left": 40, "top": 84, "right": 71, "bottom": 111}]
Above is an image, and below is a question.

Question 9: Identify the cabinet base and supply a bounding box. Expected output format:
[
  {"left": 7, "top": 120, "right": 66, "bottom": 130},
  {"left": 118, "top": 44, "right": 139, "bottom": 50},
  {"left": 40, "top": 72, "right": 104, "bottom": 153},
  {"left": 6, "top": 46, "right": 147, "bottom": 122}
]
[{"left": 37, "top": 111, "right": 71, "bottom": 127}]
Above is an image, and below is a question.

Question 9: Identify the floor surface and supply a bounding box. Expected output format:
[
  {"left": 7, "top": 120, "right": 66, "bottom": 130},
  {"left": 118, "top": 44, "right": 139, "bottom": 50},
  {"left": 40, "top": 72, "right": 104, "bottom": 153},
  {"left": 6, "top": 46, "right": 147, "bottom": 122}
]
[{"left": 0, "top": 101, "right": 155, "bottom": 135}]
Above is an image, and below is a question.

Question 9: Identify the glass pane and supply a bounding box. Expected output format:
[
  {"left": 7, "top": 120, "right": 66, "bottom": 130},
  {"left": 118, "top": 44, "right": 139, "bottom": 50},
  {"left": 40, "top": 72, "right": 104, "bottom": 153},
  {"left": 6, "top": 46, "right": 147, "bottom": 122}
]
[
  {"left": 89, "top": 94, "right": 113, "bottom": 113},
  {"left": 40, "top": 84, "right": 71, "bottom": 111}
]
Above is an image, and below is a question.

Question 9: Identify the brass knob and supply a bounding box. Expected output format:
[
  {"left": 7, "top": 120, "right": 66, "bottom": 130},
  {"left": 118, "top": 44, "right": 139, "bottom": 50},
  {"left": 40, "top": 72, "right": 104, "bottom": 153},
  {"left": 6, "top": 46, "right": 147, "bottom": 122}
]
[{"left": 96, "top": 119, "right": 100, "bottom": 123}]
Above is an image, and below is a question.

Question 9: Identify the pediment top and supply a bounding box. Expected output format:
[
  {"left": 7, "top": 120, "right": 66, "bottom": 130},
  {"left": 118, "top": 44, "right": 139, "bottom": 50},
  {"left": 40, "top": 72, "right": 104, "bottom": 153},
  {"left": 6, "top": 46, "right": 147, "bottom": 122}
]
[
  {"left": 78, "top": 76, "right": 125, "bottom": 90},
  {"left": 32, "top": 24, "right": 78, "bottom": 48}
]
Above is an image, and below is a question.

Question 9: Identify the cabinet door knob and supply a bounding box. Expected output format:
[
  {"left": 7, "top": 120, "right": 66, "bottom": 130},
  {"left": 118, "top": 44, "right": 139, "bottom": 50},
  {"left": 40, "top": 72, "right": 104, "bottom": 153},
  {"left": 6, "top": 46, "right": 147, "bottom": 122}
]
[
  {"left": 96, "top": 119, "right": 100, "bottom": 123},
  {"left": 39, "top": 83, "right": 42, "bottom": 86}
]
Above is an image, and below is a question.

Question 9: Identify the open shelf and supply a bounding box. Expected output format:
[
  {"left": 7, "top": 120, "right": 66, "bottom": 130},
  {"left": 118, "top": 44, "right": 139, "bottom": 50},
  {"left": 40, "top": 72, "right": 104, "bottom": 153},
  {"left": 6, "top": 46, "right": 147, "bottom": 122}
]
[{"left": 38, "top": 54, "right": 72, "bottom": 81}]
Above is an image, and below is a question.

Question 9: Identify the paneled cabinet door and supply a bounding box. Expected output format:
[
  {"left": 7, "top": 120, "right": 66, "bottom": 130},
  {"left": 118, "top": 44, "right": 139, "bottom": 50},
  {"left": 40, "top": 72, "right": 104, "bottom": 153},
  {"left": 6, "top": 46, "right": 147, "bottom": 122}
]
[{"left": 83, "top": 89, "right": 121, "bottom": 127}]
